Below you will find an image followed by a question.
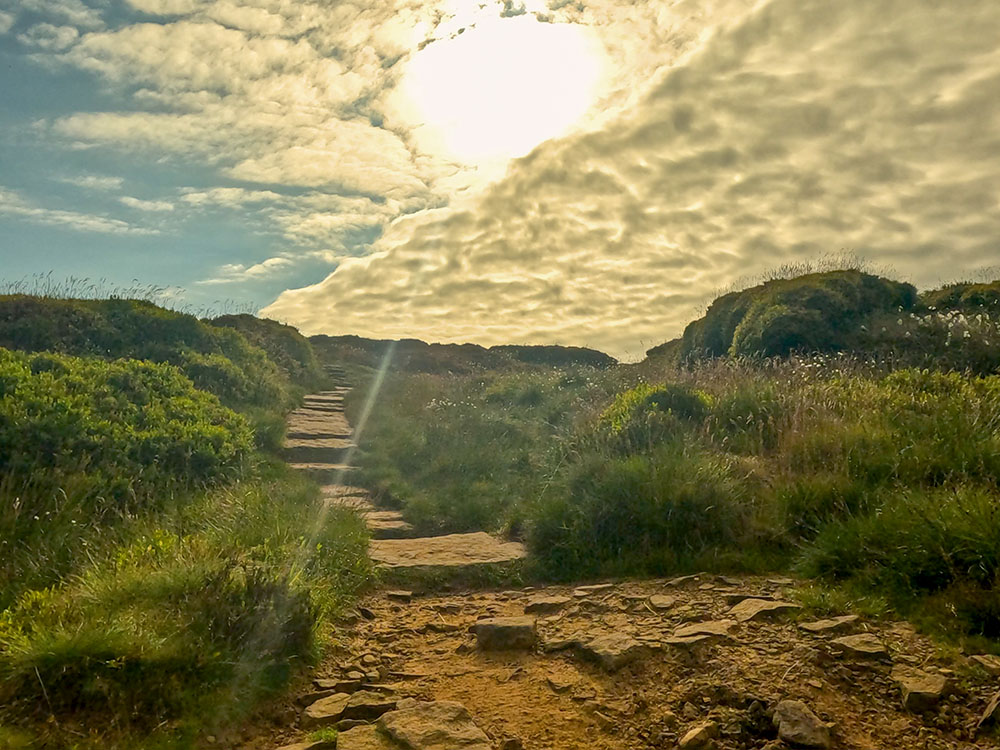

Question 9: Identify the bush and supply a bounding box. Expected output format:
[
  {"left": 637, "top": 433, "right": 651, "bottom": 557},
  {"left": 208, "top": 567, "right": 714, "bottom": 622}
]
[
  {"left": 529, "top": 447, "right": 746, "bottom": 578},
  {"left": 0, "top": 349, "right": 253, "bottom": 508},
  {"left": 0, "top": 470, "right": 373, "bottom": 742},
  {"left": 0, "top": 296, "right": 291, "bottom": 411},
  {"left": 678, "top": 270, "right": 916, "bottom": 359},
  {"left": 210, "top": 314, "right": 325, "bottom": 389}
]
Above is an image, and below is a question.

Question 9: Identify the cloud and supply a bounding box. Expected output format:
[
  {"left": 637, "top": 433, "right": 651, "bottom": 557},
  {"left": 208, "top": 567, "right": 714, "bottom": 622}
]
[
  {"left": 59, "top": 174, "right": 125, "bottom": 190},
  {"left": 0, "top": 11, "right": 14, "bottom": 34},
  {"left": 3, "top": 0, "right": 104, "bottom": 30},
  {"left": 264, "top": 0, "right": 1000, "bottom": 359},
  {"left": 120, "top": 196, "right": 174, "bottom": 211},
  {"left": 0, "top": 186, "right": 156, "bottom": 235},
  {"left": 18, "top": 23, "right": 79, "bottom": 50},
  {"left": 197, "top": 256, "right": 295, "bottom": 285}
]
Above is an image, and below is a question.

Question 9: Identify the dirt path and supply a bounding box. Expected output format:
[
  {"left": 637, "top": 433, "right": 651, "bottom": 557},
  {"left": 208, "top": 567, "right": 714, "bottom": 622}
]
[{"left": 260, "top": 381, "right": 1000, "bottom": 750}]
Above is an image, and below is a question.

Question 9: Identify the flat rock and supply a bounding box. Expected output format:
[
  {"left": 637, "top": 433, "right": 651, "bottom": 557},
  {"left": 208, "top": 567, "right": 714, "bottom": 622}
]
[
  {"left": 369, "top": 533, "right": 526, "bottom": 569},
  {"left": 678, "top": 721, "right": 718, "bottom": 749},
  {"left": 314, "top": 677, "right": 363, "bottom": 693},
  {"left": 378, "top": 700, "right": 492, "bottom": 750},
  {"left": 576, "top": 583, "right": 615, "bottom": 593},
  {"left": 343, "top": 690, "right": 398, "bottom": 720},
  {"left": 890, "top": 666, "right": 948, "bottom": 712},
  {"left": 728, "top": 598, "right": 802, "bottom": 622},
  {"left": 524, "top": 596, "right": 572, "bottom": 614},
  {"left": 772, "top": 699, "right": 832, "bottom": 749},
  {"left": 576, "top": 633, "right": 651, "bottom": 671},
  {"left": 831, "top": 633, "right": 889, "bottom": 660},
  {"left": 473, "top": 616, "right": 537, "bottom": 650},
  {"left": 972, "top": 654, "right": 1000, "bottom": 676},
  {"left": 301, "top": 692, "right": 351, "bottom": 728},
  {"left": 798, "top": 615, "right": 859, "bottom": 634},
  {"left": 648, "top": 594, "right": 677, "bottom": 610},
  {"left": 276, "top": 742, "right": 336, "bottom": 750},
  {"left": 979, "top": 692, "right": 1000, "bottom": 731},
  {"left": 673, "top": 620, "right": 736, "bottom": 639},
  {"left": 336, "top": 725, "right": 395, "bottom": 750},
  {"left": 386, "top": 590, "right": 413, "bottom": 603}
]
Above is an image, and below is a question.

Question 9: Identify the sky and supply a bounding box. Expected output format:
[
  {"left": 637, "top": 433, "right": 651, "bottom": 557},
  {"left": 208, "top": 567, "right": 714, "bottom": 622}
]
[{"left": 1, "top": 1, "right": 999, "bottom": 359}]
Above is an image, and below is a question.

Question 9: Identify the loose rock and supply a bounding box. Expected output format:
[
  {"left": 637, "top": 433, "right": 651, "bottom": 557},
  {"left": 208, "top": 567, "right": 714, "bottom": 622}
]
[
  {"left": 728, "top": 598, "right": 801, "bottom": 623},
  {"left": 378, "top": 700, "right": 492, "bottom": 750},
  {"left": 301, "top": 692, "right": 351, "bottom": 728},
  {"left": 972, "top": 654, "right": 1000, "bottom": 676},
  {"left": 576, "top": 633, "right": 651, "bottom": 672},
  {"left": 673, "top": 620, "right": 736, "bottom": 639},
  {"left": 798, "top": 616, "right": 859, "bottom": 634},
  {"left": 831, "top": 633, "right": 889, "bottom": 660},
  {"left": 678, "top": 721, "right": 718, "bottom": 749},
  {"left": 772, "top": 699, "right": 832, "bottom": 749},
  {"left": 472, "top": 616, "right": 537, "bottom": 650},
  {"left": 648, "top": 594, "right": 677, "bottom": 610},
  {"left": 978, "top": 692, "right": 1000, "bottom": 732},
  {"left": 523, "top": 596, "right": 572, "bottom": 615},
  {"left": 342, "top": 690, "right": 398, "bottom": 720},
  {"left": 890, "top": 666, "right": 948, "bottom": 712}
]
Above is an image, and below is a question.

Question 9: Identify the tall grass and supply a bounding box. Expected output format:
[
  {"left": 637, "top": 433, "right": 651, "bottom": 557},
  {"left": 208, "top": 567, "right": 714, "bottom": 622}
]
[{"left": 349, "top": 356, "right": 1000, "bottom": 641}]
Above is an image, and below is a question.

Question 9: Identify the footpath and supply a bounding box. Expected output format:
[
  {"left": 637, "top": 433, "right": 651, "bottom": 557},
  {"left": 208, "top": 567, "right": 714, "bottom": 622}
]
[{"left": 263, "top": 375, "right": 1000, "bottom": 750}]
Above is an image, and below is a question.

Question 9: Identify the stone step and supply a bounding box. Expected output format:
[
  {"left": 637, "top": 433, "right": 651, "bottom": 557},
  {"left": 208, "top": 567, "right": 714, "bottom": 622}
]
[
  {"left": 286, "top": 431, "right": 354, "bottom": 441},
  {"left": 363, "top": 511, "right": 417, "bottom": 539},
  {"left": 283, "top": 444, "right": 355, "bottom": 463},
  {"left": 369, "top": 532, "right": 527, "bottom": 570}
]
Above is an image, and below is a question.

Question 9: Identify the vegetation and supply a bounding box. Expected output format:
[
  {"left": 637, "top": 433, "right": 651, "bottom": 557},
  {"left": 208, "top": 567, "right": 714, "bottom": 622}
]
[
  {"left": 211, "top": 314, "right": 325, "bottom": 389},
  {"left": 0, "top": 296, "right": 296, "bottom": 414},
  {"left": 349, "top": 269, "right": 1000, "bottom": 649},
  {"left": 0, "top": 295, "right": 371, "bottom": 748}
]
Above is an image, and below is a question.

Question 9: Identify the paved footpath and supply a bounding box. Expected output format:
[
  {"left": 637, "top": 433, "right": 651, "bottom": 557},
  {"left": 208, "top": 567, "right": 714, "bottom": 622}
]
[
  {"left": 268, "top": 374, "right": 1000, "bottom": 750},
  {"left": 283, "top": 369, "right": 526, "bottom": 573}
]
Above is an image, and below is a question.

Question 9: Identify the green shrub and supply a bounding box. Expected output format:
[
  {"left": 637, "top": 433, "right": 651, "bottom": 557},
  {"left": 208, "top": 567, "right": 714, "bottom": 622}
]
[
  {"left": 678, "top": 270, "right": 916, "bottom": 359},
  {"left": 797, "top": 486, "right": 1000, "bottom": 636},
  {"left": 529, "top": 447, "right": 746, "bottom": 578},
  {"left": 0, "top": 296, "right": 291, "bottom": 411},
  {"left": 0, "top": 349, "right": 252, "bottom": 506},
  {"left": 0, "top": 471, "right": 373, "bottom": 741},
  {"left": 210, "top": 314, "right": 325, "bottom": 389}
]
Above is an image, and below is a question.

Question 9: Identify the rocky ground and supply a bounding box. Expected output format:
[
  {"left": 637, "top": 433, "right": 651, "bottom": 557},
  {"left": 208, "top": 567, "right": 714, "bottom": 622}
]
[{"left": 239, "top": 376, "right": 1000, "bottom": 750}]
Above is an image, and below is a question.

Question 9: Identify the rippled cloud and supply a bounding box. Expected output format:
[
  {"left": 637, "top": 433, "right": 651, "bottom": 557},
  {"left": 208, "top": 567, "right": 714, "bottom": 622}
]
[{"left": 264, "top": 0, "right": 1000, "bottom": 358}]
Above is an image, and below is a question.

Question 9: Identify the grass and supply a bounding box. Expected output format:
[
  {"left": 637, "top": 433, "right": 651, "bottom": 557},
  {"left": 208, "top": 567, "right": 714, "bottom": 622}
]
[
  {"left": 0, "top": 292, "right": 367, "bottom": 748},
  {"left": 347, "top": 354, "right": 1000, "bottom": 645},
  {"left": 0, "top": 464, "right": 373, "bottom": 748}
]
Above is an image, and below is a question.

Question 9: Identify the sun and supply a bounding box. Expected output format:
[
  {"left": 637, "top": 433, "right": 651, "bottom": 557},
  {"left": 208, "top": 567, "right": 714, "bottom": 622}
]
[{"left": 394, "top": 10, "right": 606, "bottom": 167}]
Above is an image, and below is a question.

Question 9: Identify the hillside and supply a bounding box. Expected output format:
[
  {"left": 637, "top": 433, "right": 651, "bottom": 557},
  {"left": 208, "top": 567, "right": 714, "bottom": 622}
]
[
  {"left": 310, "top": 334, "right": 617, "bottom": 374},
  {"left": 645, "top": 272, "right": 1000, "bottom": 376},
  {"left": 0, "top": 295, "right": 371, "bottom": 749}
]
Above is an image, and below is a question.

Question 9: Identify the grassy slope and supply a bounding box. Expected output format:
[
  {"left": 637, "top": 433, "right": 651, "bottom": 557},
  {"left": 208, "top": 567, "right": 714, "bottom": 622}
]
[
  {"left": 347, "top": 271, "right": 1000, "bottom": 650},
  {"left": 0, "top": 299, "right": 371, "bottom": 749}
]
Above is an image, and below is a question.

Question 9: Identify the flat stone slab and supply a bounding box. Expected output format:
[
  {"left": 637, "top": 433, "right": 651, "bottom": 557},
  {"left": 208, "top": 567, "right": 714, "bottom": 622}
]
[
  {"left": 577, "top": 633, "right": 650, "bottom": 671},
  {"left": 301, "top": 692, "right": 351, "bottom": 728},
  {"left": 799, "top": 615, "right": 859, "bottom": 633},
  {"left": 336, "top": 726, "right": 395, "bottom": 750},
  {"left": 524, "top": 595, "right": 572, "bottom": 614},
  {"left": 832, "top": 633, "right": 889, "bottom": 659},
  {"left": 473, "top": 616, "right": 537, "bottom": 650},
  {"left": 891, "top": 666, "right": 948, "bottom": 712},
  {"left": 378, "top": 700, "right": 492, "bottom": 750},
  {"left": 673, "top": 620, "right": 736, "bottom": 639},
  {"left": 369, "top": 532, "right": 527, "bottom": 569},
  {"left": 728, "top": 598, "right": 802, "bottom": 622}
]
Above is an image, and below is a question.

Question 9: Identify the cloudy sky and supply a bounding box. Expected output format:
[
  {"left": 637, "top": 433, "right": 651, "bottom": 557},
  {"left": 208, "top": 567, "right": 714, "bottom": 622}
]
[{"left": 1, "top": 0, "right": 999, "bottom": 358}]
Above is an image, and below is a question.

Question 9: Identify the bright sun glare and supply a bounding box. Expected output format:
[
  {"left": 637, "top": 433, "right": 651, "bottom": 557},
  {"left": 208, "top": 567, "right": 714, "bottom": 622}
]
[{"left": 398, "top": 11, "right": 606, "bottom": 166}]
